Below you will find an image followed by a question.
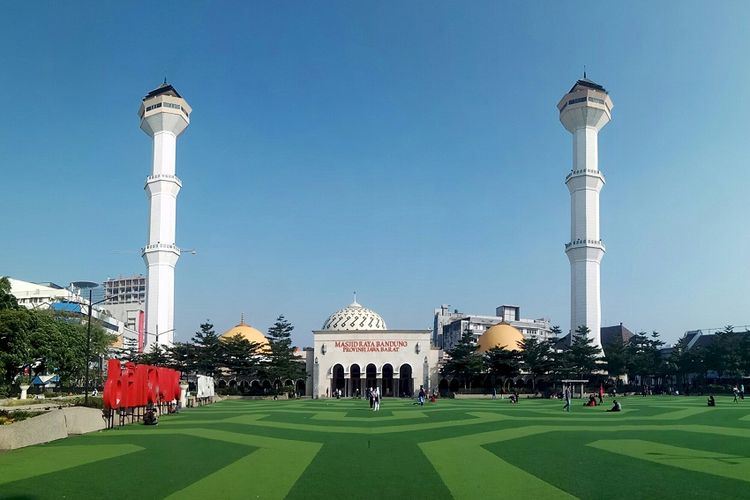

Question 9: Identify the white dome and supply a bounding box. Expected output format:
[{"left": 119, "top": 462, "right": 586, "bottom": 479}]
[{"left": 321, "top": 300, "right": 387, "bottom": 331}]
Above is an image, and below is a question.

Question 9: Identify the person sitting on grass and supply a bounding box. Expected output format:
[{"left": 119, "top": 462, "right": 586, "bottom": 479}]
[
  {"left": 606, "top": 400, "right": 622, "bottom": 412},
  {"left": 509, "top": 393, "right": 518, "bottom": 404},
  {"left": 707, "top": 395, "right": 716, "bottom": 407},
  {"left": 143, "top": 406, "right": 158, "bottom": 425}
]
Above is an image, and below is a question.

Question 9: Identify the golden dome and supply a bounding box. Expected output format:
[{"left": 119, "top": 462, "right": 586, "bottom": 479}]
[
  {"left": 220, "top": 318, "right": 270, "bottom": 350},
  {"left": 477, "top": 323, "right": 524, "bottom": 353}
]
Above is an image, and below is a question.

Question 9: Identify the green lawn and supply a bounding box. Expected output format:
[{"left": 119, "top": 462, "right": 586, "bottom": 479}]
[{"left": 1, "top": 396, "right": 749, "bottom": 499}]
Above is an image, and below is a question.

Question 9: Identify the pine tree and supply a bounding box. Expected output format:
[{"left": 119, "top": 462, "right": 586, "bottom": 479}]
[
  {"left": 191, "top": 321, "right": 221, "bottom": 375},
  {"left": 266, "top": 315, "right": 305, "bottom": 392},
  {"left": 565, "top": 325, "right": 600, "bottom": 378},
  {"left": 440, "top": 328, "right": 484, "bottom": 390}
]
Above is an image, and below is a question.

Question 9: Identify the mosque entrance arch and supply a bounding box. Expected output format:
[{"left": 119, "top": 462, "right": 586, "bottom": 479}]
[
  {"left": 365, "top": 363, "right": 377, "bottom": 392},
  {"left": 296, "top": 379, "right": 306, "bottom": 396},
  {"left": 350, "top": 364, "right": 361, "bottom": 397},
  {"left": 332, "top": 364, "right": 345, "bottom": 396},
  {"left": 382, "top": 364, "right": 394, "bottom": 397},
  {"left": 399, "top": 364, "right": 413, "bottom": 397}
]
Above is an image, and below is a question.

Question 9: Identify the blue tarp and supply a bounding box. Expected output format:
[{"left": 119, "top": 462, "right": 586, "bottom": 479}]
[{"left": 51, "top": 302, "right": 82, "bottom": 313}]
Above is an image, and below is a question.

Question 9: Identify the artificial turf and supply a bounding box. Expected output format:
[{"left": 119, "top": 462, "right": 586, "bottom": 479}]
[{"left": 1, "top": 396, "right": 749, "bottom": 499}]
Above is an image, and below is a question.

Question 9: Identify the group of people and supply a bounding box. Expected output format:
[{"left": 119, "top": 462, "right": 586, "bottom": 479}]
[
  {"left": 562, "top": 386, "right": 621, "bottom": 412},
  {"left": 366, "top": 386, "right": 381, "bottom": 411}
]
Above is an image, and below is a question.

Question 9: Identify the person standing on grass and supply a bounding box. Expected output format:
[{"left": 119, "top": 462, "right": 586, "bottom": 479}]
[
  {"left": 563, "top": 386, "right": 571, "bottom": 412},
  {"left": 733, "top": 386, "right": 739, "bottom": 403},
  {"left": 418, "top": 386, "right": 426, "bottom": 406},
  {"left": 369, "top": 387, "right": 374, "bottom": 409},
  {"left": 374, "top": 386, "right": 381, "bottom": 411}
]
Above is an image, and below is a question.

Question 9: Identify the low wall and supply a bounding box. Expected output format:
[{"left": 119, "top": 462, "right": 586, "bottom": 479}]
[
  {"left": 220, "top": 395, "right": 289, "bottom": 401},
  {"left": 0, "top": 407, "right": 105, "bottom": 451}
]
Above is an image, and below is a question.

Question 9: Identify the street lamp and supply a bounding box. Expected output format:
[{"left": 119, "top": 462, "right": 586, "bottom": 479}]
[
  {"left": 143, "top": 326, "right": 176, "bottom": 351},
  {"left": 85, "top": 289, "right": 123, "bottom": 405}
]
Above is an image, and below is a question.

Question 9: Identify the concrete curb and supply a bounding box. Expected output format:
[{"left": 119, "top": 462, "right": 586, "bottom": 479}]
[{"left": 0, "top": 407, "right": 105, "bottom": 451}]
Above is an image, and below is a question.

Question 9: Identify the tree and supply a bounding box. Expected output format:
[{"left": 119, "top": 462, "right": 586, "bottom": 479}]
[
  {"left": 219, "top": 335, "right": 261, "bottom": 378},
  {"left": 626, "top": 331, "right": 665, "bottom": 386},
  {"left": 564, "top": 326, "right": 600, "bottom": 378},
  {"left": 0, "top": 277, "right": 19, "bottom": 310},
  {"left": 135, "top": 343, "right": 170, "bottom": 366},
  {"left": 440, "top": 329, "right": 484, "bottom": 390},
  {"left": 265, "top": 315, "right": 305, "bottom": 390},
  {"left": 484, "top": 347, "right": 521, "bottom": 392},
  {"left": 191, "top": 321, "right": 221, "bottom": 375},
  {"left": 0, "top": 308, "right": 33, "bottom": 393},
  {"left": 167, "top": 342, "right": 195, "bottom": 372},
  {"left": 603, "top": 336, "right": 628, "bottom": 381},
  {"left": 706, "top": 326, "right": 742, "bottom": 381},
  {"left": 519, "top": 338, "right": 554, "bottom": 391},
  {"left": 550, "top": 325, "right": 563, "bottom": 337}
]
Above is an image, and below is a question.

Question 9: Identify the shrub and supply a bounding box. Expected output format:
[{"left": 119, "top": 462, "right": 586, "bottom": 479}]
[
  {"left": 69, "top": 396, "right": 104, "bottom": 409},
  {"left": 0, "top": 409, "right": 44, "bottom": 425}
]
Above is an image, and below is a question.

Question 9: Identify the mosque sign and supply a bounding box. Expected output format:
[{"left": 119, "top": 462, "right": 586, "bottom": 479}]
[{"left": 334, "top": 340, "right": 408, "bottom": 353}]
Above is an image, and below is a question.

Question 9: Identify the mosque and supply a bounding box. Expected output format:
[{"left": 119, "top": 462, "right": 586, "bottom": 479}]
[{"left": 212, "top": 299, "right": 526, "bottom": 398}]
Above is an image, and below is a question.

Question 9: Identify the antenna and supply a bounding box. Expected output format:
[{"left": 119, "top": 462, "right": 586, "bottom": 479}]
[{"left": 583, "top": 65, "right": 587, "bottom": 79}]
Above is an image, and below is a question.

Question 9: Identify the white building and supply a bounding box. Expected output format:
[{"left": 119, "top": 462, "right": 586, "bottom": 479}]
[
  {"left": 558, "top": 76, "right": 613, "bottom": 349},
  {"left": 435, "top": 304, "right": 553, "bottom": 350},
  {"left": 139, "top": 82, "right": 192, "bottom": 350},
  {"left": 8, "top": 277, "right": 138, "bottom": 349},
  {"left": 8, "top": 278, "right": 84, "bottom": 310},
  {"left": 306, "top": 299, "right": 441, "bottom": 398}
]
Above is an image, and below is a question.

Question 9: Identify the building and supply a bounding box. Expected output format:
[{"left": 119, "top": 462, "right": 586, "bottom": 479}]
[
  {"left": 558, "top": 76, "right": 613, "bottom": 350},
  {"left": 553, "top": 323, "right": 634, "bottom": 354},
  {"left": 100, "top": 275, "right": 146, "bottom": 352},
  {"left": 104, "top": 275, "right": 146, "bottom": 304},
  {"left": 435, "top": 304, "right": 553, "bottom": 350},
  {"left": 306, "top": 299, "right": 440, "bottom": 398},
  {"left": 7, "top": 277, "right": 138, "bottom": 350},
  {"left": 8, "top": 278, "right": 84, "bottom": 310},
  {"left": 139, "top": 81, "right": 192, "bottom": 350}
]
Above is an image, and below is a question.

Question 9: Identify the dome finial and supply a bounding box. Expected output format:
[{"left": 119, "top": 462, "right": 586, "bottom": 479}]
[
  {"left": 353, "top": 290, "right": 357, "bottom": 303},
  {"left": 240, "top": 312, "right": 245, "bottom": 325}
]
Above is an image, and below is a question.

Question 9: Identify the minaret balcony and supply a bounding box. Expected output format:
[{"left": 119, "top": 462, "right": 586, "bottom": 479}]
[
  {"left": 142, "top": 243, "right": 181, "bottom": 255},
  {"left": 146, "top": 174, "right": 182, "bottom": 186},
  {"left": 565, "top": 239, "right": 606, "bottom": 251},
  {"left": 565, "top": 169, "right": 605, "bottom": 182}
]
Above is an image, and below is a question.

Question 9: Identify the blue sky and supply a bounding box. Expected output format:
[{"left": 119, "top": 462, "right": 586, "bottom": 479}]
[{"left": 2, "top": 1, "right": 749, "bottom": 346}]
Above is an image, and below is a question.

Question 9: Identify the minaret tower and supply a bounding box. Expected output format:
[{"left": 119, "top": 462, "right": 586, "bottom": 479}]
[
  {"left": 138, "top": 82, "right": 192, "bottom": 350},
  {"left": 557, "top": 76, "right": 613, "bottom": 350}
]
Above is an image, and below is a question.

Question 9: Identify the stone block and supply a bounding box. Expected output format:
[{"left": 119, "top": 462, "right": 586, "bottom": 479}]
[
  {"left": 0, "top": 410, "right": 67, "bottom": 450},
  {"left": 62, "top": 407, "right": 106, "bottom": 435}
]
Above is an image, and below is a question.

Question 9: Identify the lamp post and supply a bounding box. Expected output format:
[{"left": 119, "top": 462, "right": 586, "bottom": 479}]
[
  {"left": 85, "top": 290, "right": 122, "bottom": 405},
  {"left": 144, "top": 326, "right": 176, "bottom": 352}
]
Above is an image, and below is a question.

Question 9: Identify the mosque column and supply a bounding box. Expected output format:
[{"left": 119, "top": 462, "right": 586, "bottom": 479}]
[
  {"left": 345, "top": 377, "right": 349, "bottom": 397},
  {"left": 393, "top": 377, "right": 400, "bottom": 398}
]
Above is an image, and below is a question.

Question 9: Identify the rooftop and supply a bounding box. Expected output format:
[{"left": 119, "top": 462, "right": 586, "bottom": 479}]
[{"left": 143, "top": 81, "right": 182, "bottom": 101}]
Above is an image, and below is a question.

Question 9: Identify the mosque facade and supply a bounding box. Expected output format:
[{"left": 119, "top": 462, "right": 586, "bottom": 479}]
[{"left": 305, "top": 300, "right": 441, "bottom": 398}]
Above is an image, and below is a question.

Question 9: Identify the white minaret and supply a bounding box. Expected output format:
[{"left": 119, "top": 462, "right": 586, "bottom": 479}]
[
  {"left": 138, "top": 82, "right": 192, "bottom": 350},
  {"left": 557, "top": 76, "right": 613, "bottom": 350}
]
